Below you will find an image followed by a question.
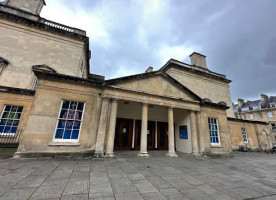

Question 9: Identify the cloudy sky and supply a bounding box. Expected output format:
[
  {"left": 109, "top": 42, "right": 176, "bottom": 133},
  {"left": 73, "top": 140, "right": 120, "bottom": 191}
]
[{"left": 41, "top": 0, "right": 276, "bottom": 103}]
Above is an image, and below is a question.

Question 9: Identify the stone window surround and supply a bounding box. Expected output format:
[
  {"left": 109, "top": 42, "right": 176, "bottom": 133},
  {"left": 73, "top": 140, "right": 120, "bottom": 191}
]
[
  {"left": 267, "top": 112, "right": 273, "bottom": 118},
  {"left": 0, "top": 105, "right": 24, "bottom": 135},
  {"left": 241, "top": 128, "right": 248, "bottom": 143},
  {"left": 52, "top": 99, "right": 85, "bottom": 143},
  {"left": 208, "top": 118, "right": 221, "bottom": 146}
]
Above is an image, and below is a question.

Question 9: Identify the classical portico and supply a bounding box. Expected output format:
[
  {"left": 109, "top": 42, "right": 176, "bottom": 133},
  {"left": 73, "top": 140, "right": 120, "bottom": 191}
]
[{"left": 92, "top": 72, "right": 206, "bottom": 157}]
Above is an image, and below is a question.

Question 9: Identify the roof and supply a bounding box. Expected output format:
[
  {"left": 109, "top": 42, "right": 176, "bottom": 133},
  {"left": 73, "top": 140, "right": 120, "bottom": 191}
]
[
  {"left": 33, "top": 68, "right": 104, "bottom": 86},
  {"left": 234, "top": 96, "right": 276, "bottom": 113},
  {"left": 0, "top": 85, "right": 35, "bottom": 95},
  {"left": 160, "top": 59, "right": 232, "bottom": 83},
  {"left": 227, "top": 117, "right": 269, "bottom": 125}
]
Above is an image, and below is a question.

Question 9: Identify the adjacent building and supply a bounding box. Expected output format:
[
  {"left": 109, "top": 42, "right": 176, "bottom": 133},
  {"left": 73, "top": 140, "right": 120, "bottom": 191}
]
[
  {"left": 234, "top": 94, "right": 276, "bottom": 143},
  {"left": 0, "top": 0, "right": 274, "bottom": 158}
]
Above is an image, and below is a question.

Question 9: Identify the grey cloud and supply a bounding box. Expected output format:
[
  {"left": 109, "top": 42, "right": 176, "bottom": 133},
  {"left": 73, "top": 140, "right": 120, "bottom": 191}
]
[{"left": 43, "top": 0, "right": 276, "bottom": 102}]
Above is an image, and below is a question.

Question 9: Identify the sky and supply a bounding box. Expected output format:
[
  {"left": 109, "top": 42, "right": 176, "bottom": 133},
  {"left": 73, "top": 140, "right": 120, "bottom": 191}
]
[{"left": 41, "top": 0, "right": 276, "bottom": 103}]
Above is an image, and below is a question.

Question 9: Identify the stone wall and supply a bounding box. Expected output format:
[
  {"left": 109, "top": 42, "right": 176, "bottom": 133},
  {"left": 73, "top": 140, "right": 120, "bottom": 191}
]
[
  {"left": 228, "top": 120, "right": 260, "bottom": 150},
  {"left": 16, "top": 78, "right": 102, "bottom": 154},
  {"left": 0, "top": 18, "right": 87, "bottom": 89},
  {"left": 167, "top": 67, "right": 234, "bottom": 117},
  {"left": 199, "top": 106, "right": 232, "bottom": 155}
]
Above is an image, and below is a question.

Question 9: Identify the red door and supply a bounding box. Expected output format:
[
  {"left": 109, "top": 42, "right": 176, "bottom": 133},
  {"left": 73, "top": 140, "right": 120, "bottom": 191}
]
[{"left": 114, "top": 118, "right": 133, "bottom": 150}]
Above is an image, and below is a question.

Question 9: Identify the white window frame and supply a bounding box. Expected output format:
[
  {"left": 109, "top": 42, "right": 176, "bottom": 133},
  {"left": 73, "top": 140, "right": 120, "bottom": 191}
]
[
  {"left": 241, "top": 115, "right": 246, "bottom": 120},
  {"left": 0, "top": 105, "right": 24, "bottom": 136},
  {"left": 270, "top": 102, "right": 276, "bottom": 108},
  {"left": 257, "top": 113, "right": 262, "bottom": 118},
  {"left": 208, "top": 118, "right": 221, "bottom": 146},
  {"left": 249, "top": 114, "right": 254, "bottom": 120},
  {"left": 241, "top": 128, "right": 248, "bottom": 143},
  {"left": 267, "top": 112, "right": 273, "bottom": 118},
  {"left": 52, "top": 100, "right": 85, "bottom": 143}
]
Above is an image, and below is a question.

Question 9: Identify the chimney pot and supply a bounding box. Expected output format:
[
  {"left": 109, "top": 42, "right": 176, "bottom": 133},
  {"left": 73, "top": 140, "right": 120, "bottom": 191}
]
[
  {"left": 145, "top": 66, "right": 153, "bottom": 73},
  {"left": 238, "top": 99, "right": 244, "bottom": 107},
  {"left": 261, "top": 94, "right": 268, "bottom": 104}
]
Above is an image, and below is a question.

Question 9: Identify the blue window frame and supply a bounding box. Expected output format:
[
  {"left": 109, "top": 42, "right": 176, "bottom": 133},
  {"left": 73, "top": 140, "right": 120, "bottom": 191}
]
[
  {"left": 54, "top": 100, "right": 84, "bottom": 141},
  {"left": 0, "top": 105, "right": 23, "bottom": 135},
  {"left": 208, "top": 118, "right": 220, "bottom": 144}
]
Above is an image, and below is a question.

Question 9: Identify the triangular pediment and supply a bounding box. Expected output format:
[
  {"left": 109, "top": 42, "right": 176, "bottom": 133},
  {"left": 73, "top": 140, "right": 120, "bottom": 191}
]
[{"left": 108, "top": 73, "right": 201, "bottom": 102}]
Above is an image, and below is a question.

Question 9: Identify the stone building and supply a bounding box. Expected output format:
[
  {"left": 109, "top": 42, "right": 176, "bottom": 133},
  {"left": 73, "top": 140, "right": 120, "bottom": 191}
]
[
  {"left": 0, "top": 0, "right": 274, "bottom": 158},
  {"left": 234, "top": 94, "right": 276, "bottom": 144}
]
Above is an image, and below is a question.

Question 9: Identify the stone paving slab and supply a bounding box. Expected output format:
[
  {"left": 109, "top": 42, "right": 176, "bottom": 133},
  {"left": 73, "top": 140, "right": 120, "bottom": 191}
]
[{"left": 0, "top": 152, "right": 276, "bottom": 199}]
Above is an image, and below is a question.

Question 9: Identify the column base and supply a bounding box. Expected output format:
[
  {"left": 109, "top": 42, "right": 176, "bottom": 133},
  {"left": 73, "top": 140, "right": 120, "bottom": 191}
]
[
  {"left": 166, "top": 152, "right": 178, "bottom": 157},
  {"left": 105, "top": 152, "right": 115, "bottom": 158},
  {"left": 94, "top": 153, "right": 105, "bottom": 158},
  {"left": 192, "top": 152, "right": 201, "bottom": 156},
  {"left": 138, "top": 152, "right": 149, "bottom": 157}
]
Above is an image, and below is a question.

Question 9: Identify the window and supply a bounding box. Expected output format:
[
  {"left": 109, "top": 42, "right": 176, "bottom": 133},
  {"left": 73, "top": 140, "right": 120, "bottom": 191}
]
[
  {"left": 54, "top": 100, "right": 85, "bottom": 141},
  {"left": 0, "top": 105, "right": 23, "bottom": 135},
  {"left": 271, "top": 123, "right": 276, "bottom": 131},
  {"left": 241, "top": 115, "right": 246, "bottom": 120},
  {"left": 208, "top": 118, "right": 220, "bottom": 145},
  {"left": 241, "top": 128, "right": 248, "bottom": 143},
  {"left": 249, "top": 107, "right": 253, "bottom": 111},
  {"left": 258, "top": 113, "right": 262, "bottom": 118},
  {"left": 267, "top": 112, "right": 273, "bottom": 118},
  {"left": 249, "top": 114, "right": 254, "bottom": 120},
  {"left": 270, "top": 102, "right": 276, "bottom": 108}
]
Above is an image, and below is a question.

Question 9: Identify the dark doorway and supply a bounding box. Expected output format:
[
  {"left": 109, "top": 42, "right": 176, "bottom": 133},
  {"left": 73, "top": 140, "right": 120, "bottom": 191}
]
[
  {"left": 114, "top": 118, "right": 133, "bottom": 150},
  {"left": 157, "top": 122, "right": 168, "bottom": 150}
]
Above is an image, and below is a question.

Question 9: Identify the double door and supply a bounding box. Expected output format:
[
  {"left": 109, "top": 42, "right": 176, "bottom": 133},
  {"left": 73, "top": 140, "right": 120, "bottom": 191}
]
[
  {"left": 134, "top": 120, "right": 168, "bottom": 150},
  {"left": 114, "top": 118, "right": 169, "bottom": 150}
]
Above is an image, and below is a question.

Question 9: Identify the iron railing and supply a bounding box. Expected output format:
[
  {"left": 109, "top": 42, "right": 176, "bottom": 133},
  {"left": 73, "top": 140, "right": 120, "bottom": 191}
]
[{"left": 0, "top": 129, "right": 23, "bottom": 148}]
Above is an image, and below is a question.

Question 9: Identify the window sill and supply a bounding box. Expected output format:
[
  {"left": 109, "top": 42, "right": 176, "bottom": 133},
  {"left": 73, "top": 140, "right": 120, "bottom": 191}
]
[
  {"left": 211, "top": 144, "right": 223, "bottom": 148},
  {"left": 48, "top": 142, "right": 80, "bottom": 146}
]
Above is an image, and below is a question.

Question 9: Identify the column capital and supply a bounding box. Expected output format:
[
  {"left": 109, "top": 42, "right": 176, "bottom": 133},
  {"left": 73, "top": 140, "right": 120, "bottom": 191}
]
[
  {"left": 102, "top": 97, "right": 111, "bottom": 102},
  {"left": 168, "top": 106, "right": 174, "bottom": 110},
  {"left": 141, "top": 103, "right": 148, "bottom": 107},
  {"left": 111, "top": 98, "right": 119, "bottom": 103}
]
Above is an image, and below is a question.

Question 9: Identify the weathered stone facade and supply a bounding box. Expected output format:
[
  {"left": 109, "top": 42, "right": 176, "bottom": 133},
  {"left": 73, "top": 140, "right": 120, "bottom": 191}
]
[
  {"left": 234, "top": 95, "right": 276, "bottom": 144},
  {"left": 0, "top": 0, "right": 274, "bottom": 158}
]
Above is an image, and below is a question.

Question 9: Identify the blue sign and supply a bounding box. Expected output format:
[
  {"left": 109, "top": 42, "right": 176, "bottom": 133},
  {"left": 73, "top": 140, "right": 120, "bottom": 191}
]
[{"left": 179, "top": 126, "right": 188, "bottom": 139}]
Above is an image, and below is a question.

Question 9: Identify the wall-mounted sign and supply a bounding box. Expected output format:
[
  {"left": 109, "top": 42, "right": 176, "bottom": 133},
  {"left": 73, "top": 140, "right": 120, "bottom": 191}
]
[{"left": 179, "top": 126, "right": 188, "bottom": 139}]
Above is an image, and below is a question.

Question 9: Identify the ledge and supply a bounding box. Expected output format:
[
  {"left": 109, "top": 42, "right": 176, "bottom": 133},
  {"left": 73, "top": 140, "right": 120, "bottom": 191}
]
[
  {"left": 210, "top": 145, "right": 223, "bottom": 148},
  {"left": 48, "top": 142, "right": 80, "bottom": 146}
]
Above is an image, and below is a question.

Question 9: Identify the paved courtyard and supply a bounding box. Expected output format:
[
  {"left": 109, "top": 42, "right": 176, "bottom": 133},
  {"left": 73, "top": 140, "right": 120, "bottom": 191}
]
[{"left": 0, "top": 151, "right": 276, "bottom": 200}]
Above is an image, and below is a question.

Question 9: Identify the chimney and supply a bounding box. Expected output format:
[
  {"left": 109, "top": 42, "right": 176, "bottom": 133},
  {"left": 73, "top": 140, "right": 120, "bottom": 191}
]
[
  {"left": 3, "top": 0, "right": 46, "bottom": 15},
  {"left": 261, "top": 94, "right": 268, "bottom": 106},
  {"left": 145, "top": 66, "right": 153, "bottom": 73},
  {"left": 238, "top": 99, "right": 244, "bottom": 107},
  {"left": 189, "top": 52, "right": 207, "bottom": 69}
]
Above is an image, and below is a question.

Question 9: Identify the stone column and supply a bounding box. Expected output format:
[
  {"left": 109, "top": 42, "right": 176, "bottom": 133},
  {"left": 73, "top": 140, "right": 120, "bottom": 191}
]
[
  {"left": 196, "top": 111, "right": 204, "bottom": 153},
  {"left": 190, "top": 111, "right": 199, "bottom": 155},
  {"left": 138, "top": 104, "right": 149, "bottom": 157},
  {"left": 105, "top": 99, "right": 118, "bottom": 158},
  {"left": 167, "top": 107, "right": 178, "bottom": 157},
  {"left": 95, "top": 98, "right": 110, "bottom": 157}
]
